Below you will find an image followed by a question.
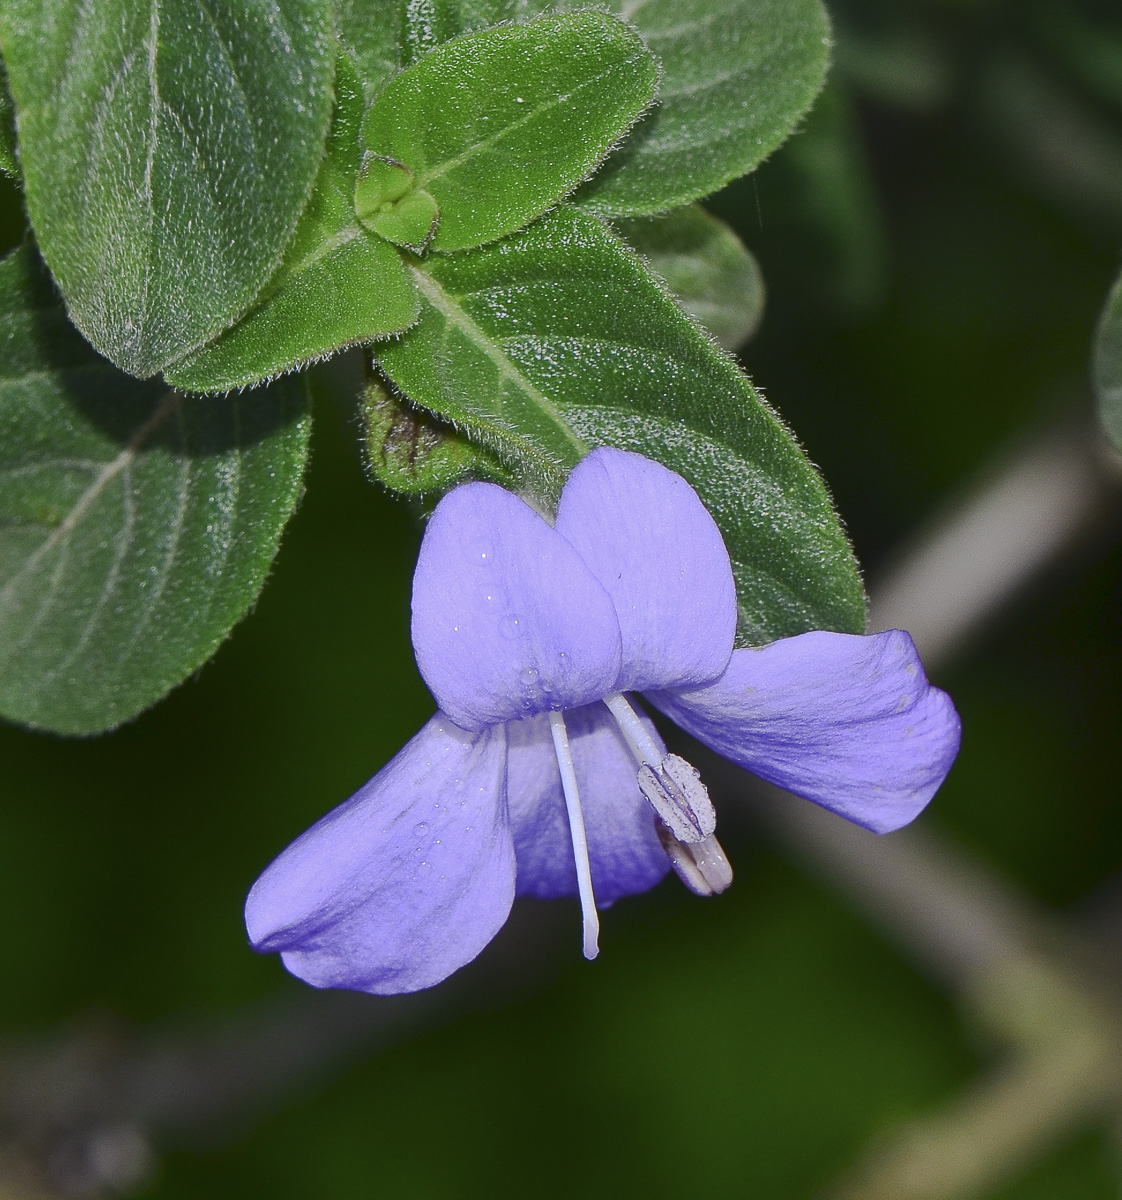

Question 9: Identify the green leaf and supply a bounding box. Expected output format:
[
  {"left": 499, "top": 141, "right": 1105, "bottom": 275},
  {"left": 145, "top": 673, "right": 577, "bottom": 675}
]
[
  {"left": 376, "top": 206, "right": 864, "bottom": 643},
  {"left": 401, "top": 0, "right": 464, "bottom": 68},
  {"left": 0, "top": 246, "right": 311, "bottom": 735},
  {"left": 615, "top": 206, "right": 764, "bottom": 350},
  {"left": 584, "top": 0, "right": 832, "bottom": 214},
  {"left": 338, "top": 0, "right": 402, "bottom": 98},
  {"left": 165, "top": 59, "right": 419, "bottom": 394},
  {"left": 1093, "top": 268, "right": 1122, "bottom": 451},
  {"left": 0, "top": 58, "right": 18, "bottom": 179},
  {"left": 358, "top": 12, "right": 658, "bottom": 252},
  {"left": 338, "top": 0, "right": 462, "bottom": 101},
  {"left": 339, "top": 0, "right": 467, "bottom": 100},
  {"left": 449, "top": 0, "right": 832, "bottom": 216},
  {"left": 0, "top": 0, "right": 335, "bottom": 378},
  {"left": 359, "top": 176, "right": 440, "bottom": 253},
  {"left": 362, "top": 370, "right": 512, "bottom": 495}
]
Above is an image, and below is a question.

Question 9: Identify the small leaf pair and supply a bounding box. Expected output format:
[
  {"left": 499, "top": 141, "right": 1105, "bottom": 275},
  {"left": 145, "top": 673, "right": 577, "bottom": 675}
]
[{"left": 167, "top": 12, "right": 659, "bottom": 394}]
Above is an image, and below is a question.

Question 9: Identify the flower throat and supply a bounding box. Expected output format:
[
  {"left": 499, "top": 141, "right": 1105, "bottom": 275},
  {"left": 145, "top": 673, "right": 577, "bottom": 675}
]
[{"left": 551, "top": 692, "right": 733, "bottom": 960}]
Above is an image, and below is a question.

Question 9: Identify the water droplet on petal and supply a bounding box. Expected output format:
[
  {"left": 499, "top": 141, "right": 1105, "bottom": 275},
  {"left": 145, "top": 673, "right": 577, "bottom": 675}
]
[
  {"left": 413, "top": 822, "right": 429, "bottom": 836},
  {"left": 499, "top": 613, "right": 523, "bottom": 640}
]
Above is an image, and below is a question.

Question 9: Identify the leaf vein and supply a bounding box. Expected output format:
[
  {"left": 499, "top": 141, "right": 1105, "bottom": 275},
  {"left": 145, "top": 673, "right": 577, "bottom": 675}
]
[
  {"left": 0, "top": 391, "right": 181, "bottom": 615},
  {"left": 413, "top": 55, "right": 650, "bottom": 188},
  {"left": 194, "top": 0, "right": 262, "bottom": 163},
  {"left": 117, "top": 445, "right": 193, "bottom": 666},
  {"left": 31, "top": 461, "right": 140, "bottom": 692},
  {"left": 409, "top": 265, "right": 586, "bottom": 460}
]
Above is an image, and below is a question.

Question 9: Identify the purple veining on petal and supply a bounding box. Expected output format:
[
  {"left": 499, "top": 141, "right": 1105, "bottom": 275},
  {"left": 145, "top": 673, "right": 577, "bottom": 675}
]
[
  {"left": 412, "top": 482, "right": 623, "bottom": 732},
  {"left": 506, "top": 702, "right": 670, "bottom": 904},
  {"left": 555, "top": 447, "right": 737, "bottom": 692},
  {"left": 652, "top": 630, "right": 961, "bottom": 834},
  {"left": 246, "top": 714, "right": 514, "bottom": 995}
]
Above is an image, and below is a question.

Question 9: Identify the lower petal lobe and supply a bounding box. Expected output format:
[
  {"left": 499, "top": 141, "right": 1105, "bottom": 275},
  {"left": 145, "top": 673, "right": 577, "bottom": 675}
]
[
  {"left": 245, "top": 714, "right": 513, "bottom": 995},
  {"left": 651, "top": 630, "right": 961, "bottom": 833},
  {"left": 506, "top": 702, "right": 669, "bottom": 904}
]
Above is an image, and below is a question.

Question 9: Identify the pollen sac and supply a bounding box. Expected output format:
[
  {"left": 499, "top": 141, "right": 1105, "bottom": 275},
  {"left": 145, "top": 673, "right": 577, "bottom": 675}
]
[
  {"left": 656, "top": 824, "right": 734, "bottom": 897},
  {"left": 637, "top": 753, "right": 716, "bottom": 844}
]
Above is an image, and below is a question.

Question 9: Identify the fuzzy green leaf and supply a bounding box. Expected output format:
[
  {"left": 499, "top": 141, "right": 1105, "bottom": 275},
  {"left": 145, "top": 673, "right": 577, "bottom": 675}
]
[
  {"left": 358, "top": 11, "right": 658, "bottom": 252},
  {"left": 615, "top": 206, "right": 764, "bottom": 350},
  {"left": 337, "top": 0, "right": 402, "bottom": 98},
  {"left": 166, "top": 59, "right": 418, "bottom": 394},
  {"left": 446, "top": 0, "right": 831, "bottom": 215},
  {"left": 338, "top": 0, "right": 464, "bottom": 100},
  {"left": 362, "top": 185, "right": 440, "bottom": 253},
  {"left": 0, "top": 58, "right": 17, "bottom": 179},
  {"left": 0, "top": 246, "right": 311, "bottom": 735},
  {"left": 400, "top": 0, "right": 465, "bottom": 67},
  {"left": 1094, "top": 268, "right": 1122, "bottom": 451},
  {"left": 376, "top": 206, "right": 864, "bottom": 644},
  {"left": 0, "top": 0, "right": 335, "bottom": 378}
]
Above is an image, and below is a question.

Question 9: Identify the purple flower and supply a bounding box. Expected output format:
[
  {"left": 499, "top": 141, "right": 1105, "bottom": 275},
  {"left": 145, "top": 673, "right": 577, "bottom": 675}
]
[{"left": 246, "top": 448, "right": 960, "bottom": 994}]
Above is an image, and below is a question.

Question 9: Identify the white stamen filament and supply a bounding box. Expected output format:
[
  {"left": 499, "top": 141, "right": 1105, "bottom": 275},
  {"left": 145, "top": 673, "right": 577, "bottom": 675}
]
[
  {"left": 603, "top": 691, "right": 663, "bottom": 765},
  {"left": 548, "top": 710, "right": 600, "bottom": 960}
]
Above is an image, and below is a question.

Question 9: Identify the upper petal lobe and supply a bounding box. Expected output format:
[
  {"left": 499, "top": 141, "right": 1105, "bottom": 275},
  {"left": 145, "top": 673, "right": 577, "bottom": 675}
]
[
  {"left": 412, "top": 482, "right": 623, "bottom": 731},
  {"left": 651, "top": 630, "right": 961, "bottom": 833},
  {"left": 555, "top": 447, "right": 737, "bottom": 692},
  {"left": 245, "top": 714, "right": 514, "bottom": 995}
]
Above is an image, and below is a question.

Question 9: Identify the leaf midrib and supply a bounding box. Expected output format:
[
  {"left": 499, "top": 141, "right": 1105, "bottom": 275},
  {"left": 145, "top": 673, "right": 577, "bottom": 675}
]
[
  {"left": 407, "top": 263, "right": 587, "bottom": 463},
  {"left": 0, "top": 390, "right": 181, "bottom": 614},
  {"left": 412, "top": 54, "right": 648, "bottom": 189}
]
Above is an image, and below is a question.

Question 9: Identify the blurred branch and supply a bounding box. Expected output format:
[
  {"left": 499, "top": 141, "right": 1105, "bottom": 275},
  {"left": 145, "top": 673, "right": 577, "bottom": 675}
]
[
  {"left": 820, "top": 957, "right": 1121, "bottom": 1200},
  {"left": 868, "top": 419, "right": 1121, "bottom": 668},
  {"left": 737, "top": 417, "right": 1122, "bottom": 1199},
  {"left": 0, "top": 903, "right": 573, "bottom": 1198},
  {"left": 2, "top": 416, "right": 1120, "bottom": 1199}
]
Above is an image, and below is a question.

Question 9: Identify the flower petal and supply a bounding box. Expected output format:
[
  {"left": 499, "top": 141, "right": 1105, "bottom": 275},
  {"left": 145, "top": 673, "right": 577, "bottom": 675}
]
[
  {"left": 651, "top": 630, "right": 961, "bottom": 833},
  {"left": 554, "top": 447, "right": 737, "bottom": 692},
  {"left": 245, "top": 714, "right": 514, "bottom": 995},
  {"left": 506, "top": 702, "right": 670, "bottom": 904},
  {"left": 412, "top": 482, "right": 622, "bottom": 731}
]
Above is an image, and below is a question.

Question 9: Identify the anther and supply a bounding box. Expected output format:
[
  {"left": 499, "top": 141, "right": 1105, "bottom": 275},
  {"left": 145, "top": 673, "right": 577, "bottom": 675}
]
[
  {"left": 601, "top": 691, "right": 731, "bottom": 894},
  {"left": 655, "top": 822, "right": 734, "bottom": 896},
  {"left": 637, "top": 753, "right": 716, "bottom": 844}
]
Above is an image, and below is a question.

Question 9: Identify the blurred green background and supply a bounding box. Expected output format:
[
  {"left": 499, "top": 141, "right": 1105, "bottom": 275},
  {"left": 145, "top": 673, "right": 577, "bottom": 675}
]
[{"left": 2, "top": 0, "right": 1121, "bottom": 1195}]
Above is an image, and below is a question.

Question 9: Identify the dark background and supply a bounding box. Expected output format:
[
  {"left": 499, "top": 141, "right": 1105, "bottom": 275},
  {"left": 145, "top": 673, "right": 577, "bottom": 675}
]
[{"left": 2, "top": 0, "right": 1121, "bottom": 1194}]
